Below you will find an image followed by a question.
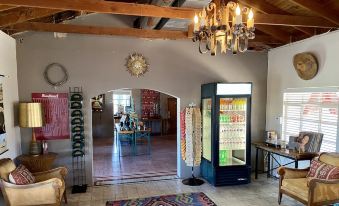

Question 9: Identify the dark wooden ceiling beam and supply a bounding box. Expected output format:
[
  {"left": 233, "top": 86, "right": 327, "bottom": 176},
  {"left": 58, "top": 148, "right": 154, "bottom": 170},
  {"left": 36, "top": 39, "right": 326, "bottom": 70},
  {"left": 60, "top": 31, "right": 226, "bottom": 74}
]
[
  {"left": 255, "top": 25, "right": 291, "bottom": 43},
  {"left": 7, "top": 22, "right": 189, "bottom": 39},
  {"left": 0, "top": 7, "right": 61, "bottom": 27},
  {"left": 6, "top": 21, "right": 279, "bottom": 45},
  {"left": 250, "top": 35, "right": 282, "bottom": 45},
  {"left": 255, "top": 13, "right": 335, "bottom": 28},
  {"left": 0, "top": 0, "right": 197, "bottom": 19},
  {"left": 289, "top": 0, "right": 339, "bottom": 26},
  {"left": 238, "top": 0, "right": 314, "bottom": 36},
  {"left": 0, "top": 0, "right": 337, "bottom": 27}
]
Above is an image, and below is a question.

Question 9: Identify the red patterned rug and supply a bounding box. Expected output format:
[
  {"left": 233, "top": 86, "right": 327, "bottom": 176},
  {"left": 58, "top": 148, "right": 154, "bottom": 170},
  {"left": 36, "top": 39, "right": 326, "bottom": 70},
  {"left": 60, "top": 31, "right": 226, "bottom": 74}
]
[{"left": 106, "top": 192, "right": 217, "bottom": 206}]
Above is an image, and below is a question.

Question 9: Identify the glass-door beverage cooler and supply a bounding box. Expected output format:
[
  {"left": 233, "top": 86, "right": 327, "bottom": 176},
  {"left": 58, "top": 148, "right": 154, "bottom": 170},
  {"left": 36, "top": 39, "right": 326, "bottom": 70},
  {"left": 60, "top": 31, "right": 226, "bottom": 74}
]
[{"left": 201, "top": 83, "right": 252, "bottom": 186}]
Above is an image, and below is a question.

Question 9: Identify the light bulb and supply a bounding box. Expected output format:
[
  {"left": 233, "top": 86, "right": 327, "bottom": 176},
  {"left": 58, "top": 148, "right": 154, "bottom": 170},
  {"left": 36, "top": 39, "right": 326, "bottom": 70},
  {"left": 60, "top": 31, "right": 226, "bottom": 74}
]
[
  {"left": 236, "top": 4, "right": 241, "bottom": 16},
  {"left": 194, "top": 15, "right": 199, "bottom": 24},
  {"left": 248, "top": 9, "right": 253, "bottom": 20}
]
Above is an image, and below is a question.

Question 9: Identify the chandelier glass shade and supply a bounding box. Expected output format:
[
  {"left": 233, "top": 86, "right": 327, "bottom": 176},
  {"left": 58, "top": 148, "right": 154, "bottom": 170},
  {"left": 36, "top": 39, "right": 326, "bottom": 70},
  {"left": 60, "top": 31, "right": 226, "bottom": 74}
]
[{"left": 192, "top": 0, "right": 255, "bottom": 55}]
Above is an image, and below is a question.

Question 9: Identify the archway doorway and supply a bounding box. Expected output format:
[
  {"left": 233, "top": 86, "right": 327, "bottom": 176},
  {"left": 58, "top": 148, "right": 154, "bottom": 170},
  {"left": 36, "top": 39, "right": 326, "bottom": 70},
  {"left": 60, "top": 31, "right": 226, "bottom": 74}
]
[{"left": 92, "top": 88, "right": 178, "bottom": 185}]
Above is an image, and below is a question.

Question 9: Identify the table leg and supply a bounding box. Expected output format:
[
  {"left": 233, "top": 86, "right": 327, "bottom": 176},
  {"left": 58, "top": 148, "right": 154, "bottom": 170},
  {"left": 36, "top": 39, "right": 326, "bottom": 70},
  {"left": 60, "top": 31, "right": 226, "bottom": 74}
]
[
  {"left": 148, "top": 133, "right": 151, "bottom": 155},
  {"left": 255, "top": 147, "right": 259, "bottom": 179},
  {"left": 295, "top": 160, "right": 298, "bottom": 169},
  {"left": 118, "top": 133, "right": 121, "bottom": 157},
  {"left": 267, "top": 152, "right": 271, "bottom": 178},
  {"left": 133, "top": 133, "right": 136, "bottom": 156}
]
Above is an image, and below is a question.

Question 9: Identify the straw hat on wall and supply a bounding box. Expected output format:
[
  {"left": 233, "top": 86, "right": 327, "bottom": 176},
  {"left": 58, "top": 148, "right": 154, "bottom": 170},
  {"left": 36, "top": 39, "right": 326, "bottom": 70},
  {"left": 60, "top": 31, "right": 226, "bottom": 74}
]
[{"left": 293, "top": 52, "right": 318, "bottom": 80}]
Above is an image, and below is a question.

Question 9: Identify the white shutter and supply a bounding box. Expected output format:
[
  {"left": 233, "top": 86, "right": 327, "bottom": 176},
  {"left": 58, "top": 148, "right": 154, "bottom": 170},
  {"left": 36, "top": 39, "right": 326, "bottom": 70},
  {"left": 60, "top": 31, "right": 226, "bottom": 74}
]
[{"left": 282, "top": 91, "right": 338, "bottom": 152}]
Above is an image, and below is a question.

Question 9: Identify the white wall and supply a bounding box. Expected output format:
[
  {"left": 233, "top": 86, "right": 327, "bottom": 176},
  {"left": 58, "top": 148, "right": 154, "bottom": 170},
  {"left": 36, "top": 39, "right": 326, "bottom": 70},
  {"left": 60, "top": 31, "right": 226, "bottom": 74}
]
[
  {"left": 15, "top": 14, "right": 268, "bottom": 185},
  {"left": 266, "top": 30, "right": 339, "bottom": 143},
  {"left": 0, "top": 31, "right": 21, "bottom": 159}
]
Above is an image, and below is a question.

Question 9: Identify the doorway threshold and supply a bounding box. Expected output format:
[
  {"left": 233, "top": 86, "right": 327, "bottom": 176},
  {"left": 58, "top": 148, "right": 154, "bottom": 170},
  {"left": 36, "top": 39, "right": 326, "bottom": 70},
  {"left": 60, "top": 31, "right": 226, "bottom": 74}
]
[{"left": 94, "top": 173, "right": 178, "bottom": 186}]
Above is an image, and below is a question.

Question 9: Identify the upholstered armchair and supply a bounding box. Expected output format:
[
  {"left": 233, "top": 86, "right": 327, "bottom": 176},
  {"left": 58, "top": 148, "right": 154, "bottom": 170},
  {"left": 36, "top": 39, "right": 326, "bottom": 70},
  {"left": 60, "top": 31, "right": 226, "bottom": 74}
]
[
  {"left": 0, "top": 158, "right": 68, "bottom": 206},
  {"left": 278, "top": 153, "right": 339, "bottom": 206}
]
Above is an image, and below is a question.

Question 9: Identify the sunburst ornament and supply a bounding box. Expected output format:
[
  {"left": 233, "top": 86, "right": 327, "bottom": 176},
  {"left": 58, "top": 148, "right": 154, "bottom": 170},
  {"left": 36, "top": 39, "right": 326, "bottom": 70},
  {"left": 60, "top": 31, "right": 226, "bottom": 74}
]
[{"left": 125, "top": 53, "right": 150, "bottom": 77}]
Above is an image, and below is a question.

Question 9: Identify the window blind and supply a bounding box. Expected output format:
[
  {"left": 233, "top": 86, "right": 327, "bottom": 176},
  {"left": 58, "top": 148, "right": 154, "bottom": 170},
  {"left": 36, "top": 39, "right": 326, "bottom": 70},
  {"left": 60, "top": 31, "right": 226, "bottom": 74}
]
[{"left": 282, "top": 91, "right": 338, "bottom": 152}]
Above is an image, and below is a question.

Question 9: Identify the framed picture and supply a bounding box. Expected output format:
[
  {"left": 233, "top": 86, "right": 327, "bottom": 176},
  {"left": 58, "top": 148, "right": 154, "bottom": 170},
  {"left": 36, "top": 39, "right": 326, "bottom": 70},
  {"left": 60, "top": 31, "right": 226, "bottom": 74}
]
[
  {"left": 289, "top": 132, "right": 323, "bottom": 153},
  {"left": 32, "top": 93, "right": 70, "bottom": 140},
  {"left": 0, "top": 83, "right": 8, "bottom": 155},
  {"left": 91, "top": 94, "right": 104, "bottom": 112}
]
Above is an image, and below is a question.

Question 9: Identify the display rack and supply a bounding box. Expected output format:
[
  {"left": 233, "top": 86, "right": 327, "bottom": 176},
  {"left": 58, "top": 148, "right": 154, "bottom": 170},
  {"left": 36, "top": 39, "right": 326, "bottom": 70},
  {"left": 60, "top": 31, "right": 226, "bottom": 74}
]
[
  {"left": 182, "top": 103, "right": 204, "bottom": 186},
  {"left": 69, "top": 87, "right": 87, "bottom": 193}
]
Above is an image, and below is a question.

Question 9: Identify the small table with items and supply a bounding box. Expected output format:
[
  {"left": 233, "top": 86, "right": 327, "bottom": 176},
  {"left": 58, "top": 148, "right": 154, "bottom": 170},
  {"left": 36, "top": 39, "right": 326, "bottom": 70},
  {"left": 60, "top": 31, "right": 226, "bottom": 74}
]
[
  {"left": 252, "top": 142, "right": 318, "bottom": 179},
  {"left": 118, "top": 129, "right": 151, "bottom": 156},
  {"left": 16, "top": 152, "right": 58, "bottom": 173}
]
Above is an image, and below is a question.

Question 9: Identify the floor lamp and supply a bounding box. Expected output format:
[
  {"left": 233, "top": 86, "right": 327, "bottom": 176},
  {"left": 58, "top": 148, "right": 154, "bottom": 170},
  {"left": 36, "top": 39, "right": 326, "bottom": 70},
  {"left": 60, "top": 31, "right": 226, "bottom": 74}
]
[{"left": 19, "top": 102, "right": 44, "bottom": 155}]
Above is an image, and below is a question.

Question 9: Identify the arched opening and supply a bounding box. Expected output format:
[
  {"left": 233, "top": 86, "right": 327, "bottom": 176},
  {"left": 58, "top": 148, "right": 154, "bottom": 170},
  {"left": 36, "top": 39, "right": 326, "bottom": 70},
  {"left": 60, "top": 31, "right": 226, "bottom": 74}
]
[{"left": 91, "top": 88, "right": 180, "bottom": 185}]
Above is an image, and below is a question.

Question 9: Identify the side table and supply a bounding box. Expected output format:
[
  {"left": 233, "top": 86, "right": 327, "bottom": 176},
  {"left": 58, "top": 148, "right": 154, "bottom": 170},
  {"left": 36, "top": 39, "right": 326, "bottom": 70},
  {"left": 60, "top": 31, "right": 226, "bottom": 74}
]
[{"left": 17, "top": 152, "right": 57, "bottom": 173}]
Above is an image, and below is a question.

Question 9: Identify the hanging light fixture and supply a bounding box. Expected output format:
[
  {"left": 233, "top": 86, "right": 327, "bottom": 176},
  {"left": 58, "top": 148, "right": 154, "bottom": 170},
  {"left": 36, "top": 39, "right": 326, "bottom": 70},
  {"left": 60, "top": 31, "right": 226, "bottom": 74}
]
[{"left": 192, "top": 1, "right": 255, "bottom": 55}]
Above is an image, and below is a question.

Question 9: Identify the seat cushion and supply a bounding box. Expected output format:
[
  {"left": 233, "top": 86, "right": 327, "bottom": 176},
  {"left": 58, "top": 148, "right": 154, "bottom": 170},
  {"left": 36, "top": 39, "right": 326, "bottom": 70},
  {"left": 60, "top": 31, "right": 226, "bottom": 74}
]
[
  {"left": 281, "top": 178, "right": 309, "bottom": 202},
  {"left": 0, "top": 158, "right": 16, "bottom": 182},
  {"left": 9, "top": 164, "right": 36, "bottom": 185}
]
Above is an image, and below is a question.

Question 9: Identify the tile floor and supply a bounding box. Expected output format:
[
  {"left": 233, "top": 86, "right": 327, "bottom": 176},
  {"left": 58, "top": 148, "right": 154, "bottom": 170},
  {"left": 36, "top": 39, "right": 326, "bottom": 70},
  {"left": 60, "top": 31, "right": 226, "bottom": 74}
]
[
  {"left": 93, "top": 134, "right": 177, "bottom": 183},
  {"left": 62, "top": 175, "right": 304, "bottom": 206}
]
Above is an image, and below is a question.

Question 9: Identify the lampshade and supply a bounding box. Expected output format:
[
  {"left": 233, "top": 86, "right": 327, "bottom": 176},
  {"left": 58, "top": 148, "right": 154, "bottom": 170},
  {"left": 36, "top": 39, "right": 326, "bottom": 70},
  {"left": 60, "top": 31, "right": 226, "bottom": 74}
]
[{"left": 19, "top": 103, "right": 44, "bottom": 128}]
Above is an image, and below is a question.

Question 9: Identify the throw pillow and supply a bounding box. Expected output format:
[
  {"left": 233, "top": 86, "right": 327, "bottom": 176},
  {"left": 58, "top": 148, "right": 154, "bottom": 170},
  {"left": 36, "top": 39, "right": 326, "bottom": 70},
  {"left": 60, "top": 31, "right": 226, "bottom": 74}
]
[
  {"left": 8, "top": 164, "right": 35, "bottom": 185},
  {"left": 307, "top": 159, "right": 339, "bottom": 186}
]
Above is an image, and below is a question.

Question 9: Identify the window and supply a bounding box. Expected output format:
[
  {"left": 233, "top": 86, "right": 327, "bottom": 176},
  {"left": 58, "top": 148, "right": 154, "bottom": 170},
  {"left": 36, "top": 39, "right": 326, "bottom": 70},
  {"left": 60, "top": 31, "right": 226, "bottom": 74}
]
[
  {"left": 282, "top": 89, "right": 339, "bottom": 152},
  {"left": 113, "top": 91, "right": 131, "bottom": 114}
]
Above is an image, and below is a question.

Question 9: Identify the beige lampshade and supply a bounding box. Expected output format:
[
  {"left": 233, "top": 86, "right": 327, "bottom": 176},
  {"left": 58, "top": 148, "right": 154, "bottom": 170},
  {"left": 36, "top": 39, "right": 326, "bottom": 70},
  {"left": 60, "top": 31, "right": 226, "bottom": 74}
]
[{"left": 19, "top": 103, "right": 44, "bottom": 128}]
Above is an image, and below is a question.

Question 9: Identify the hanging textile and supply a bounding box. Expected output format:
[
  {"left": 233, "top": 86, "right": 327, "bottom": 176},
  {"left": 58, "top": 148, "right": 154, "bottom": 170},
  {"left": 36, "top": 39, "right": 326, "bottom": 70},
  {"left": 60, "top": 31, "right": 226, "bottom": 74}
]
[
  {"left": 185, "top": 108, "right": 194, "bottom": 166},
  {"left": 180, "top": 111, "right": 186, "bottom": 161},
  {"left": 193, "top": 108, "right": 202, "bottom": 166},
  {"left": 183, "top": 107, "right": 202, "bottom": 167}
]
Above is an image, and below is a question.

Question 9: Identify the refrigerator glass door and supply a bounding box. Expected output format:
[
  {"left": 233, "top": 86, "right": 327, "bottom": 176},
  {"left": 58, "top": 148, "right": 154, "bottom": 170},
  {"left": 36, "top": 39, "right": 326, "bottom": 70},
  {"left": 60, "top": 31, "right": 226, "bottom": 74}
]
[
  {"left": 219, "top": 97, "right": 247, "bottom": 166},
  {"left": 202, "top": 98, "right": 212, "bottom": 161}
]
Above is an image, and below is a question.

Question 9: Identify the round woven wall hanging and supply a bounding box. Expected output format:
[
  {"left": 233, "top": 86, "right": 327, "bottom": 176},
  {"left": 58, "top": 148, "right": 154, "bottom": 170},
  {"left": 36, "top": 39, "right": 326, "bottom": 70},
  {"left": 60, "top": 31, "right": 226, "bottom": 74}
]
[
  {"left": 44, "top": 63, "right": 69, "bottom": 87},
  {"left": 293, "top": 52, "right": 318, "bottom": 80}
]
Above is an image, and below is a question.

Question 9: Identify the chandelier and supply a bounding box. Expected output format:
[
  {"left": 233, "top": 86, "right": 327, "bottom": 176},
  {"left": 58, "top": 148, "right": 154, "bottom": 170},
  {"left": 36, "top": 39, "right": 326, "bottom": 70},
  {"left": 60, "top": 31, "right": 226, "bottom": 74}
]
[{"left": 192, "top": 1, "right": 255, "bottom": 55}]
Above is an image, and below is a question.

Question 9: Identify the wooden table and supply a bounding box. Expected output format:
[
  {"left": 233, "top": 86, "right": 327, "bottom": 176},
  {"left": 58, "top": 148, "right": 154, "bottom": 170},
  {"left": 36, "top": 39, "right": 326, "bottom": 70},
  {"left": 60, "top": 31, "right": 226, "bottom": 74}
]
[
  {"left": 252, "top": 142, "right": 318, "bottom": 179},
  {"left": 142, "top": 118, "right": 162, "bottom": 135},
  {"left": 118, "top": 129, "right": 151, "bottom": 156},
  {"left": 17, "top": 152, "right": 57, "bottom": 173}
]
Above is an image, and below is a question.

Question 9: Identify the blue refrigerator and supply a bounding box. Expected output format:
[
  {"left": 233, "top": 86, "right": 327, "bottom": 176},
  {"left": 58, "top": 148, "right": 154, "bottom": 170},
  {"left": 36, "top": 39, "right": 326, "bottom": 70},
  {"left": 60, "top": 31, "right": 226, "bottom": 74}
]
[{"left": 201, "top": 83, "right": 252, "bottom": 186}]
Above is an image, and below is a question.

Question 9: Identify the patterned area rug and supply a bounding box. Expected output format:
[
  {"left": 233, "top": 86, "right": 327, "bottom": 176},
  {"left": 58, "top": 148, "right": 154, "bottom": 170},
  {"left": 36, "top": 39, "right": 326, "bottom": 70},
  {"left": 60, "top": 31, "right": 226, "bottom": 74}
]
[{"left": 106, "top": 192, "right": 217, "bottom": 206}]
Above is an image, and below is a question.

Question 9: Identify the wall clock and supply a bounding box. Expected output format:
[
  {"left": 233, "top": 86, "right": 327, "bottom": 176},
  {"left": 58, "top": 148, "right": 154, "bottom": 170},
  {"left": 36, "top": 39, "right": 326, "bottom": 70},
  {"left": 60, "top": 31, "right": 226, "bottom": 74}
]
[{"left": 125, "top": 53, "right": 149, "bottom": 77}]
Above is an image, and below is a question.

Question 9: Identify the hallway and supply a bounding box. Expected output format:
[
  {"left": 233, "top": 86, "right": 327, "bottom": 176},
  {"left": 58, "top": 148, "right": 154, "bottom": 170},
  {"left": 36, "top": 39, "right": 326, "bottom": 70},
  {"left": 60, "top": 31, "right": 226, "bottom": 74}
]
[{"left": 93, "top": 134, "right": 177, "bottom": 184}]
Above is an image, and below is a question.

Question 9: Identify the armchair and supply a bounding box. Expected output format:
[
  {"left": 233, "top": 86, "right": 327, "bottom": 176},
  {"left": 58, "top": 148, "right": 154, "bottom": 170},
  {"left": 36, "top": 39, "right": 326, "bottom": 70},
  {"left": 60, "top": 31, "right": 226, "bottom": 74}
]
[
  {"left": 0, "top": 158, "right": 68, "bottom": 206},
  {"left": 278, "top": 153, "right": 339, "bottom": 206}
]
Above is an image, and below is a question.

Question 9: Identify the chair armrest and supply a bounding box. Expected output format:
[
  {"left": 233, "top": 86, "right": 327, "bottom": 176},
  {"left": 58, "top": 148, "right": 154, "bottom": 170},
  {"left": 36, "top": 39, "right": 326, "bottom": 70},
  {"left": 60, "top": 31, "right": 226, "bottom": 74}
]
[
  {"left": 309, "top": 178, "right": 339, "bottom": 204},
  {"left": 33, "top": 167, "right": 68, "bottom": 182},
  {"left": 1, "top": 178, "right": 64, "bottom": 205},
  {"left": 277, "top": 167, "right": 309, "bottom": 179}
]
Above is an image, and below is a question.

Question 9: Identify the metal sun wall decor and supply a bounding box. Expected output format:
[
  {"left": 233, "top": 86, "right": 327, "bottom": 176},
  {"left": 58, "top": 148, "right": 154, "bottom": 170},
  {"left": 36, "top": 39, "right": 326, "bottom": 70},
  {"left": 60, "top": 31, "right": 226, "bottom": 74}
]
[{"left": 125, "top": 53, "right": 150, "bottom": 77}]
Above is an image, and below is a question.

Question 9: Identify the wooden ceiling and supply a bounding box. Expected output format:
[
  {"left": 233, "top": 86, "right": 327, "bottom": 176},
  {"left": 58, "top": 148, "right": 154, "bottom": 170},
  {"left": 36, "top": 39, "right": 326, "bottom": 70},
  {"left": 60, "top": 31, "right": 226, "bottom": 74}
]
[{"left": 0, "top": 0, "right": 338, "bottom": 50}]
